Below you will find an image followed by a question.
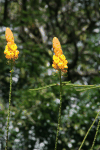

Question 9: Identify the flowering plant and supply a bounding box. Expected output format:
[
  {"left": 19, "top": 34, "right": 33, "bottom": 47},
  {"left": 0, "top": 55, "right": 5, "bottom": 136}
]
[{"left": 4, "top": 28, "right": 19, "bottom": 150}]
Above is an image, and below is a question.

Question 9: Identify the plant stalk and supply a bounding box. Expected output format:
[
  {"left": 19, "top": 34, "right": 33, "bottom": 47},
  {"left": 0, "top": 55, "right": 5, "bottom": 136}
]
[
  {"left": 55, "top": 70, "right": 62, "bottom": 150},
  {"left": 5, "top": 61, "right": 13, "bottom": 150}
]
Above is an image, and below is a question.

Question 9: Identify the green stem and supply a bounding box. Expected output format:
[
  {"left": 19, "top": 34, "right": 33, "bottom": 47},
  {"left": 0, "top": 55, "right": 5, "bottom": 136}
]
[
  {"left": 90, "top": 118, "right": 100, "bottom": 150},
  {"left": 5, "top": 61, "right": 13, "bottom": 150},
  {"left": 78, "top": 111, "right": 100, "bottom": 150},
  {"left": 55, "top": 70, "right": 62, "bottom": 150}
]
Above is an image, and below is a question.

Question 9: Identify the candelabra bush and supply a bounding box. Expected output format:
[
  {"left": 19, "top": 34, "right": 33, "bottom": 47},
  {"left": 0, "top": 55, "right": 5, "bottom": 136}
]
[{"left": 4, "top": 28, "right": 100, "bottom": 150}]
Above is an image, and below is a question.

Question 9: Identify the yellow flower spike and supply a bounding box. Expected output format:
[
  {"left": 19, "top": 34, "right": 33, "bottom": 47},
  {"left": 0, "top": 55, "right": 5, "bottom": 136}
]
[
  {"left": 53, "top": 37, "right": 63, "bottom": 56},
  {"left": 4, "top": 27, "right": 19, "bottom": 61},
  {"left": 5, "top": 27, "right": 14, "bottom": 43},
  {"left": 53, "top": 37, "right": 61, "bottom": 48},
  {"left": 52, "top": 37, "right": 68, "bottom": 73},
  {"left": 7, "top": 43, "right": 17, "bottom": 52}
]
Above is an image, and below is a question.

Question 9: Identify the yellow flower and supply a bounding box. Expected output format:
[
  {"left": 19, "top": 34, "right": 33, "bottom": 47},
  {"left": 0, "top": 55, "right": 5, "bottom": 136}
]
[
  {"left": 52, "top": 37, "right": 68, "bottom": 73},
  {"left": 4, "top": 27, "right": 19, "bottom": 60},
  {"left": 53, "top": 37, "right": 61, "bottom": 50},
  {"left": 53, "top": 37, "right": 63, "bottom": 56},
  {"left": 5, "top": 27, "right": 14, "bottom": 43},
  {"left": 7, "top": 43, "right": 17, "bottom": 52}
]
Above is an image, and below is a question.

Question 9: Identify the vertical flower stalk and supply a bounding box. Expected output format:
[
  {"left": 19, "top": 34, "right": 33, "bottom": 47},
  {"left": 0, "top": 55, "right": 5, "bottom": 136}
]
[
  {"left": 5, "top": 61, "right": 13, "bottom": 150},
  {"left": 90, "top": 118, "right": 100, "bottom": 150},
  {"left": 52, "top": 37, "right": 68, "bottom": 150},
  {"left": 4, "top": 28, "right": 19, "bottom": 150},
  {"left": 78, "top": 111, "right": 100, "bottom": 150},
  {"left": 55, "top": 70, "right": 62, "bottom": 150}
]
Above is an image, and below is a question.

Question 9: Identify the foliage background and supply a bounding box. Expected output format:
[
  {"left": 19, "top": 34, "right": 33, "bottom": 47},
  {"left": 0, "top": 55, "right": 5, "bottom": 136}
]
[{"left": 0, "top": 0, "right": 100, "bottom": 150}]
